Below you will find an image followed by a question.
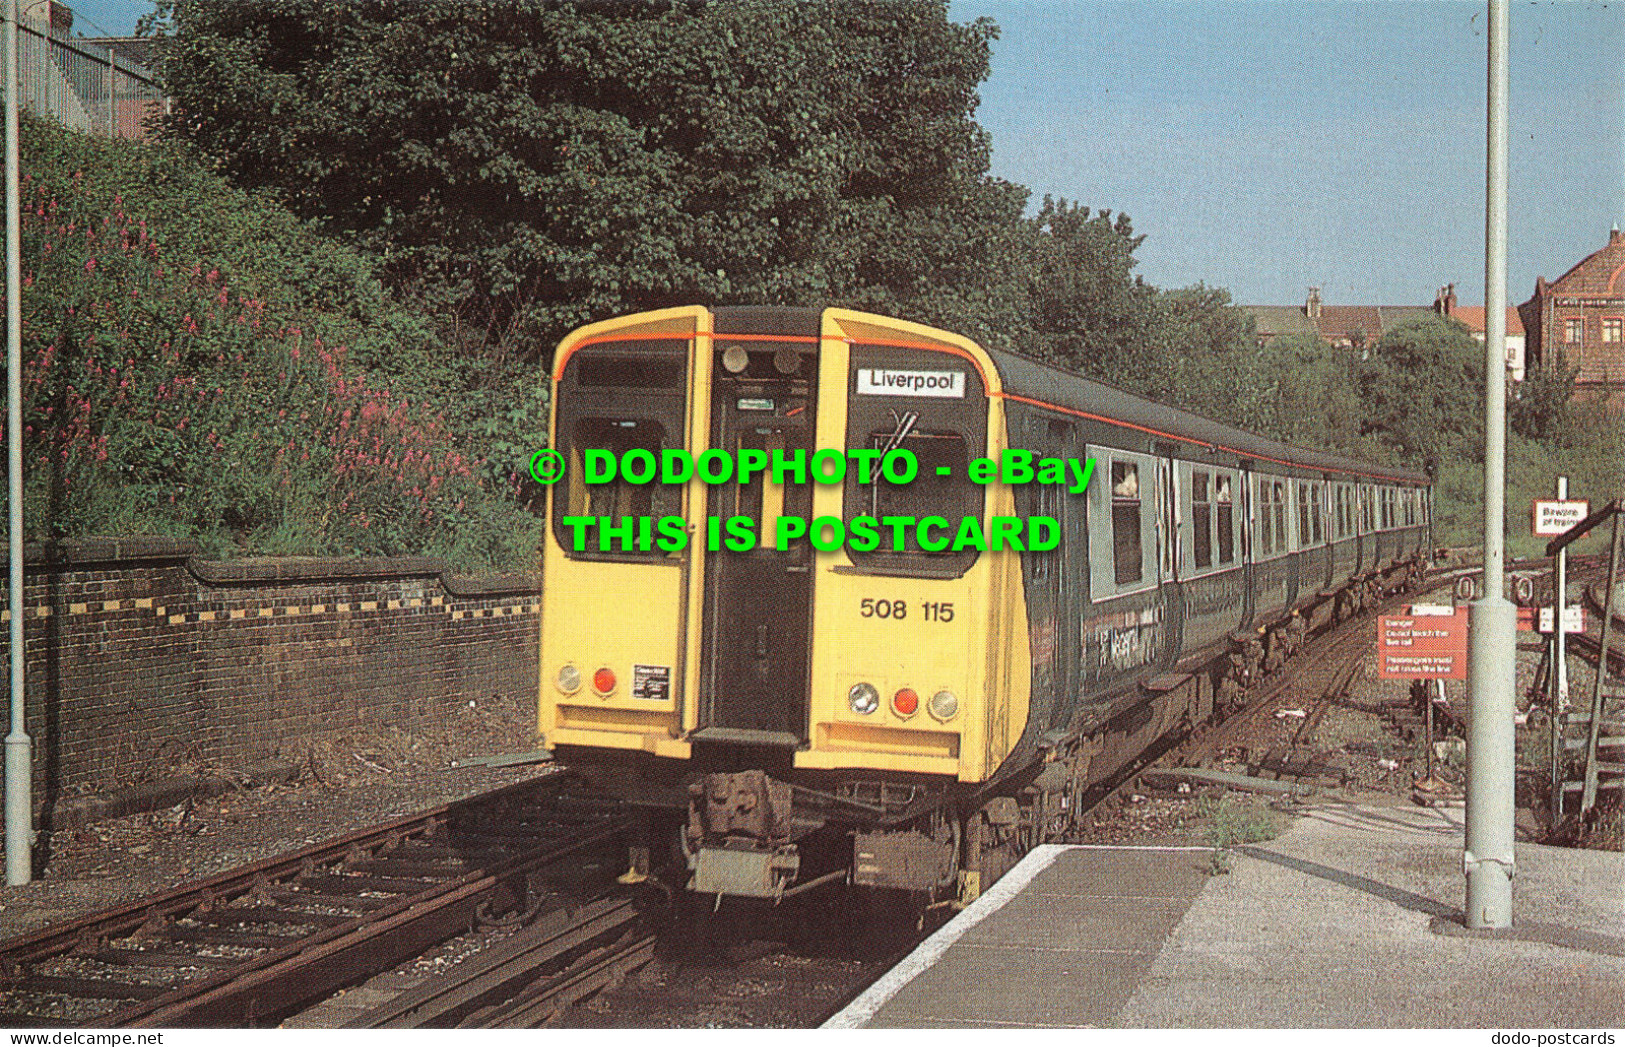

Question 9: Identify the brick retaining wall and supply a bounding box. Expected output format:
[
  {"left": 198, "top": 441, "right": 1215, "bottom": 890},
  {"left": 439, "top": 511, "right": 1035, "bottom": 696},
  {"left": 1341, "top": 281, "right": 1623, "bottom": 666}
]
[{"left": 0, "top": 538, "right": 541, "bottom": 819}]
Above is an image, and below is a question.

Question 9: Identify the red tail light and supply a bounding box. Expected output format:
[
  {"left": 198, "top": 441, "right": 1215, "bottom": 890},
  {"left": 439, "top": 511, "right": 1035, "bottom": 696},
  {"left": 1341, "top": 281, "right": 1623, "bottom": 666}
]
[
  {"left": 593, "top": 667, "right": 617, "bottom": 694},
  {"left": 892, "top": 688, "right": 919, "bottom": 717}
]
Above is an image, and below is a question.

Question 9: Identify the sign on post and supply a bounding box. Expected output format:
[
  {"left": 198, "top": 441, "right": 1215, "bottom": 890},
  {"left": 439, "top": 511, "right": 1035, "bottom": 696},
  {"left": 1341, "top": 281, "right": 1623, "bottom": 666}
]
[
  {"left": 1533, "top": 499, "right": 1589, "bottom": 536},
  {"left": 1378, "top": 606, "right": 1469, "bottom": 680},
  {"left": 1516, "top": 606, "right": 1587, "bottom": 633}
]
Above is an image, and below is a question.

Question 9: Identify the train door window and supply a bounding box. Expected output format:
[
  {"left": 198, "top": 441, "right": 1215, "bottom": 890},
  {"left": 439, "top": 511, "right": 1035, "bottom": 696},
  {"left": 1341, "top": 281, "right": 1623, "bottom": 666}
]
[
  {"left": 1256, "top": 477, "right": 1274, "bottom": 555},
  {"left": 1191, "top": 470, "right": 1213, "bottom": 570},
  {"left": 1215, "top": 473, "right": 1236, "bottom": 564},
  {"left": 1087, "top": 447, "right": 1159, "bottom": 600},
  {"left": 1273, "top": 480, "right": 1289, "bottom": 552},
  {"left": 1112, "top": 461, "right": 1142, "bottom": 584},
  {"left": 1158, "top": 458, "right": 1175, "bottom": 581},
  {"left": 1298, "top": 482, "right": 1313, "bottom": 548},
  {"left": 1312, "top": 483, "right": 1325, "bottom": 544}
]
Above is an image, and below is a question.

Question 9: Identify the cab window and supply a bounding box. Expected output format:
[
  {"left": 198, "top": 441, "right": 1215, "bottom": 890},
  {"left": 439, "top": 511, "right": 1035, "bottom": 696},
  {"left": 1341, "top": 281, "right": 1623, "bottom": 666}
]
[{"left": 550, "top": 342, "right": 689, "bottom": 563}]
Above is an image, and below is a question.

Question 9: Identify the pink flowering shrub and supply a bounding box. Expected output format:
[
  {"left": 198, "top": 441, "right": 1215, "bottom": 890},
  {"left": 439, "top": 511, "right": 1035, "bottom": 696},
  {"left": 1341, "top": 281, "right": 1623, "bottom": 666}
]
[{"left": 3, "top": 120, "right": 539, "bottom": 567}]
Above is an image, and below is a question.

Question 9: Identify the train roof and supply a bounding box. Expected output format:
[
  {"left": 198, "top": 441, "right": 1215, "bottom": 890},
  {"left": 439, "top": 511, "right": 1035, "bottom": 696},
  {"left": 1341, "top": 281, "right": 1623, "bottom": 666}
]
[{"left": 981, "top": 346, "right": 1431, "bottom": 486}]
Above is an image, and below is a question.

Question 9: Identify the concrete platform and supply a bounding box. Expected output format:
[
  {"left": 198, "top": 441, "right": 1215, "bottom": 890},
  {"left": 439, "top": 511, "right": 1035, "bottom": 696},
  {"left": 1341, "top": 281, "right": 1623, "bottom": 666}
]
[{"left": 826, "top": 803, "right": 1625, "bottom": 1028}]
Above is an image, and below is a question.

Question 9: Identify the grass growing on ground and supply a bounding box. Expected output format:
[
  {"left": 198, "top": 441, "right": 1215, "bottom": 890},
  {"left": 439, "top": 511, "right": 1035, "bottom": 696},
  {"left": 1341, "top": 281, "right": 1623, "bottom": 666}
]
[{"left": 1196, "top": 795, "right": 1285, "bottom": 875}]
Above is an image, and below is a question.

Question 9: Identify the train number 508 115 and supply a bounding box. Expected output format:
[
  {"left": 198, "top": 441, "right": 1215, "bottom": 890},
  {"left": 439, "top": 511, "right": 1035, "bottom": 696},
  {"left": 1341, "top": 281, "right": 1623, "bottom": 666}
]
[{"left": 859, "top": 598, "right": 908, "bottom": 620}]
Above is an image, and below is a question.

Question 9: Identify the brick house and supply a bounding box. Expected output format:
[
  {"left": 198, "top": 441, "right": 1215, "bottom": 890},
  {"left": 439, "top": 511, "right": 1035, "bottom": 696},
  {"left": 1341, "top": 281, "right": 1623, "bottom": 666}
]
[
  {"left": 1244, "top": 288, "right": 1432, "bottom": 354},
  {"left": 1518, "top": 227, "right": 1625, "bottom": 400}
]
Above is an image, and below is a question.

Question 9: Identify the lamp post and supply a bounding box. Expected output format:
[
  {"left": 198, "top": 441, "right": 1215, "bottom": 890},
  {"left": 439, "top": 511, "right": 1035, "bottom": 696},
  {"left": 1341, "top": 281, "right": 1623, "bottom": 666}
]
[{"left": 1463, "top": 0, "right": 1515, "bottom": 930}]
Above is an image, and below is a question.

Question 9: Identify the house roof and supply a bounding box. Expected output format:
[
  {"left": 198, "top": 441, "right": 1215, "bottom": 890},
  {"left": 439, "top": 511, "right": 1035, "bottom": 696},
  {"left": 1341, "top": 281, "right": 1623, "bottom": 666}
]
[
  {"left": 1246, "top": 307, "right": 1319, "bottom": 339},
  {"left": 1445, "top": 307, "right": 1524, "bottom": 336},
  {"left": 1544, "top": 229, "right": 1625, "bottom": 298},
  {"left": 1241, "top": 304, "right": 1436, "bottom": 344}
]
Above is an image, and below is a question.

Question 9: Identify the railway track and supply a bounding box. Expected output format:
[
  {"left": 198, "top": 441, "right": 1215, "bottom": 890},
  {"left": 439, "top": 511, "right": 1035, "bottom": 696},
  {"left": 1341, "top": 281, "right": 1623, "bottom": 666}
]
[
  {"left": 9, "top": 557, "right": 1594, "bottom": 1029},
  {"left": 0, "top": 775, "right": 632, "bottom": 1027}
]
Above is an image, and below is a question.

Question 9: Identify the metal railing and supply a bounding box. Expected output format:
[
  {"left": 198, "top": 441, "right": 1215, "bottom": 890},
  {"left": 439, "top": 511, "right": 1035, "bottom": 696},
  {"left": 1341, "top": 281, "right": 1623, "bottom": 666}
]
[{"left": 16, "top": 22, "right": 166, "bottom": 140}]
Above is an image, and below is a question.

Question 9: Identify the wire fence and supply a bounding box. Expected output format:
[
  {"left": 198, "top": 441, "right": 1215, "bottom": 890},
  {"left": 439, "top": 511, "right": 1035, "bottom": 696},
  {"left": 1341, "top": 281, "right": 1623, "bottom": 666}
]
[{"left": 15, "top": 22, "right": 167, "bottom": 140}]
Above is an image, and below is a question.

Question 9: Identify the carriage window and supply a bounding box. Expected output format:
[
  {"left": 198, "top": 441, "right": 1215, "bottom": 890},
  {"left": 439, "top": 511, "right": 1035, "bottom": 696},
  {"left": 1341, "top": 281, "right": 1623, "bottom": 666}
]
[
  {"left": 1215, "top": 475, "right": 1235, "bottom": 564},
  {"left": 1192, "top": 470, "right": 1213, "bottom": 570},
  {"left": 1112, "top": 460, "right": 1143, "bottom": 585},
  {"left": 1312, "top": 484, "right": 1324, "bottom": 544}
]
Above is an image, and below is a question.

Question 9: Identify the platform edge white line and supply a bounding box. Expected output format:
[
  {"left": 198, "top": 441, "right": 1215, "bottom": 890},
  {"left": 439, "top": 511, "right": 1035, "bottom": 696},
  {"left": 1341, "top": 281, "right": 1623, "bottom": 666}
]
[{"left": 819, "top": 842, "right": 1074, "bottom": 1029}]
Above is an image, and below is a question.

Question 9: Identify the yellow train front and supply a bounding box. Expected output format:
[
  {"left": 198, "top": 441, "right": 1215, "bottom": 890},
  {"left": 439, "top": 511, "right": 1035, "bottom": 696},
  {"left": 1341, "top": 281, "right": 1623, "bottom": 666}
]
[{"left": 538, "top": 305, "right": 1431, "bottom": 904}]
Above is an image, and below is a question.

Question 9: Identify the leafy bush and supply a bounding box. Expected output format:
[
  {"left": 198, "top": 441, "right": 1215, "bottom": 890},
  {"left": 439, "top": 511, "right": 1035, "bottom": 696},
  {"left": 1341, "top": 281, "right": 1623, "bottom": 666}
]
[{"left": 6, "top": 117, "right": 542, "bottom": 568}]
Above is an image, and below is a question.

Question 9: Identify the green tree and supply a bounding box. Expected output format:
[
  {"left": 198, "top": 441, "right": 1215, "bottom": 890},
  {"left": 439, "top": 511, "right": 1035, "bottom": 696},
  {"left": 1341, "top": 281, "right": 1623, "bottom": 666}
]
[
  {"left": 151, "top": 0, "right": 1024, "bottom": 362},
  {"left": 1509, "top": 351, "right": 1579, "bottom": 444},
  {"left": 1356, "top": 316, "right": 1484, "bottom": 464},
  {"left": 1025, "top": 197, "right": 1160, "bottom": 387},
  {"left": 1151, "top": 283, "right": 1263, "bottom": 423}
]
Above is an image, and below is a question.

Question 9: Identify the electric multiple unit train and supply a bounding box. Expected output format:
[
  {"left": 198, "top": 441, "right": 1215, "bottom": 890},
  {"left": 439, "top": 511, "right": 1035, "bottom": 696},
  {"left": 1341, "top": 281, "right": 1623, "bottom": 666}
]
[{"left": 538, "top": 306, "right": 1431, "bottom": 903}]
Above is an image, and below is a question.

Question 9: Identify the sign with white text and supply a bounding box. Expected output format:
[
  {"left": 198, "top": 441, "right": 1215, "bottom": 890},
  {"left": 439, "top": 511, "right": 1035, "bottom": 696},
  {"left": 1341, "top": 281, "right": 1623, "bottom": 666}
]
[
  {"left": 1378, "top": 609, "right": 1469, "bottom": 680},
  {"left": 1533, "top": 499, "right": 1589, "bottom": 537}
]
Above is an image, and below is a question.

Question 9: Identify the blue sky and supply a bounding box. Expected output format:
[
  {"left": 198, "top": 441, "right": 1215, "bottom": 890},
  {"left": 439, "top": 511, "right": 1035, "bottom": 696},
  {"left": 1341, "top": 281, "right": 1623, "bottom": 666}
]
[
  {"left": 63, "top": 0, "right": 1625, "bottom": 308},
  {"left": 952, "top": 0, "right": 1625, "bottom": 307}
]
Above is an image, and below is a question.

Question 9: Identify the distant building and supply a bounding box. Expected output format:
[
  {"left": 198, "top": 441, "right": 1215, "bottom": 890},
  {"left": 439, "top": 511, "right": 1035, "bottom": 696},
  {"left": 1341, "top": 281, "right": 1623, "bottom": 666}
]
[
  {"left": 1518, "top": 227, "right": 1625, "bottom": 401},
  {"left": 1243, "top": 288, "right": 1432, "bottom": 354},
  {"left": 1431, "top": 284, "right": 1527, "bottom": 381}
]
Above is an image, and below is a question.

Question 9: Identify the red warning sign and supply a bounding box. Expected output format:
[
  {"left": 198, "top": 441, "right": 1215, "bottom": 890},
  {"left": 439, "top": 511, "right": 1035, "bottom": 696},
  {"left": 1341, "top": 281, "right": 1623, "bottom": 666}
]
[{"left": 1378, "top": 607, "right": 1468, "bottom": 680}]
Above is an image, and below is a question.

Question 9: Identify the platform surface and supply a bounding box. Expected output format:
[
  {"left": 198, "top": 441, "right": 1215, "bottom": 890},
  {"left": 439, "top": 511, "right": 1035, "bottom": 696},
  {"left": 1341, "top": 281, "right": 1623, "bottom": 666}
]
[{"left": 826, "top": 803, "right": 1625, "bottom": 1028}]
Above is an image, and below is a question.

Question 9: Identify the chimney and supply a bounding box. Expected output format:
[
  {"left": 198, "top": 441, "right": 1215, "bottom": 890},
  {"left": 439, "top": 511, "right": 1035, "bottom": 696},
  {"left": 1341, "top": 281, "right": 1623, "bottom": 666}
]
[
  {"left": 1447, "top": 283, "right": 1457, "bottom": 315},
  {"left": 1612, "top": 224, "right": 1622, "bottom": 245},
  {"left": 1306, "top": 286, "right": 1322, "bottom": 320}
]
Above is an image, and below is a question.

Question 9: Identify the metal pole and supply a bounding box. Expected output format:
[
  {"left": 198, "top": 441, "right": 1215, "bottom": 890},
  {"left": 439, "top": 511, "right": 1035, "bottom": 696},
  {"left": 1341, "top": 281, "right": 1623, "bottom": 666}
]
[
  {"left": 105, "top": 44, "right": 114, "bottom": 138},
  {"left": 1555, "top": 477, "right": 1569, "bottom": 709},
  {"left": 4, "top": 0, "right": 32, "bottom": 886},
  {"left": 1550, "top": 476, "right": 1569, "bottom": 824},
  {"left": 1464, "top": 0, "right": 1516, "bottom": 930},
  {"left": 1580, "top": 512, "right": 1621, "bottom": 814}
]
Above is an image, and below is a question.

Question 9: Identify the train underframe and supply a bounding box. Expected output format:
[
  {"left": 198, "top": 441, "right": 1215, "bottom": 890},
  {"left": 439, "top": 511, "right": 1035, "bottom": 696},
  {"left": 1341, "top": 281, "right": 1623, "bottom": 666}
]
[{"left": 576, "top": 554, "right": 1430, "bottom": 909}]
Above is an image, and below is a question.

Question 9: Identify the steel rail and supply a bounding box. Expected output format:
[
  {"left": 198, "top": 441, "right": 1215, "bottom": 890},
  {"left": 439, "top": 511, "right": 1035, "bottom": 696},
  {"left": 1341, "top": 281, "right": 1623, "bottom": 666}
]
[{"left": 0, "top": 774, "right": 633, "bottom": 1028}]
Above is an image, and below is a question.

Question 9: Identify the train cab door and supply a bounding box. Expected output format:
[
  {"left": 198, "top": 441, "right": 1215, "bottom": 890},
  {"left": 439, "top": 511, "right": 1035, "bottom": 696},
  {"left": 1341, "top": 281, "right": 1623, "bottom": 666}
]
[{"left": 695, "top": 335, "right": 818, "bottom": 747}]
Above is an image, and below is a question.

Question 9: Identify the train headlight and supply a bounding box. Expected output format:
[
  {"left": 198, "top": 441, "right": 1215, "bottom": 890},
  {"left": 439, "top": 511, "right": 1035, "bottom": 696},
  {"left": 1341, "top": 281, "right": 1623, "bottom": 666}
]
[
  {"left": 556, "top": 664, "right": 582, "bottom": 694},
  {"left": 891, "top": 688, "right": 919, "bottom": 718},
  {"left": 721, "top": 344, "right": 750, "bottom": 373},
  {"left": 847, "top": 682, "right": 880, "bottom": 715},
  {"left": 928, "top": 689, "right": 960, "bottom": 722},
  {"left": 592, "top": 666, "right": 617, "bottom": 696}
]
